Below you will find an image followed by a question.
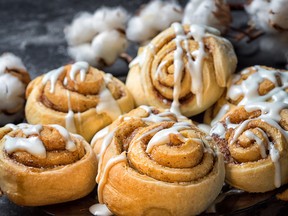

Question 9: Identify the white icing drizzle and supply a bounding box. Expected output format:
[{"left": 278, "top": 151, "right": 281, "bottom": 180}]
[
  {"left": 197, "top": 123, "right": 212, "bottom": 134},
  {"left": 4, "top": 136, "right": 46, "bottom": 159},
  {"left": 89, "top": 203, "right": 113, "bottom": 216},
  {"left": 96, "top": 74, "right": 122, "bottom": 121},
  {"left": 228, "top": 66, "right": 288, "bottom": 105},
  {"left": 170, "top": 23, "right": 209, "bottom": 115},
  {"left": 210, "top": 122, "right": 226, "bottom": 138},
  {"left": 129, "top": 43, "right": 155, "bottom": 68},
  {"left": 140, "top": 105, "right": 178, "bottom": 122},
  {"left": 223, "top": 102, "right": 288, "bottom": 188},
  {"left": 244, "top": 130, "right": 267, "bottom": 158},
  {"left": 49, "top": 124, "right": 77, "bottom": 151},
  {"left": 97, "top": 152, "right": 126, "bottom": 203},
  {"left": 5, "top": 123, "right": 42, "bottom": 136},
  {"left": 91, "top": 126, "right": 109, "bottom": 148},
  {"left": 96, "top": 130, "right": 116, "bottom": 182},
  {"left": 155, "top": 60, "right": 167, "bottom": 79},
  {"left": 69, "top": 61, "right": 89, "bottom": 82},
  {"left": 145, "top": 122, "right": 192, "bottom": 153},
  {"left": 42, "top": 66, "right": 65, "bottom": 93},
  {"left": 211, "top": 104, "right": 230, "bottom": 126},
  {"left": 65, "top": 91, "right": 77, "bottom": 133}
]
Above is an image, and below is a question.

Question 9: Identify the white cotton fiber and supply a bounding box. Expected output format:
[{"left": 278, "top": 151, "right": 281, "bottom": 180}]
[
  {"left": 182, "top": 0, "right": 231, "bottom": 33},
  {"left": 126, "top": 0, "right": 183, "bottom": 43},
  {"left": 65, "top": 7, "right": 129, "bottom": 67}
]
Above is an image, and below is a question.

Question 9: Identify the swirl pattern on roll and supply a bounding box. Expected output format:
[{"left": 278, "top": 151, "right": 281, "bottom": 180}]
[
  {"left": 92, "top": 106, "right": 224, "bottom": 216},
  {"left": 126, "top": 23, "right": 237, "bottom": 117},
  {"left": 25, "top": 61, "right": 134, "bottom": 141},
  {"left": 0, "top": 123, "right": 97, "bottom": 206},
  {"left": 205, "top": 65, "right": 288, "bottom": 125},
  {"left": 210, "top": 102, "right": 288, "bottom": 192}
]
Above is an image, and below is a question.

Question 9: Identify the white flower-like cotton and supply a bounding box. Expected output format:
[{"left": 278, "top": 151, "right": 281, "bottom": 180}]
[
  {"left": 126, "top": 0, "right": 183, "bottom": 43},
  {"left": 182, "top": 0, "right": 231, "bottom": 34},
  {"left": 245, "top": 0, "right": 288, "bottom": 33},
  {"left": 0, "top": 53, "right": 30, "bottom": 126},
  {"left": 64, "top": 12, "right": 97, "bottom": 46},
  {"left": 91, "top": 30, "right": 128, "bottom": 66},
  {"left": 65, "top": 7, "right": 129, "bottom": 67}
]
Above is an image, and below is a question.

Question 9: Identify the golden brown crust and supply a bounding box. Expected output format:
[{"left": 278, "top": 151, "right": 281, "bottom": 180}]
[
  {"left": 92, "top": 106, "right": 225, "bottom": 216},
  {"left": 211, "top": 105, "right": 288, "bottom": 192},
  {"left": 126, "top": 24, "right": 237, "bottom": 117},
  {"left": 25, "top": 63, "right": 134, "bottom": 142},
  {"left": 0, "top": 124, "right": 98, "bottom": 206}
]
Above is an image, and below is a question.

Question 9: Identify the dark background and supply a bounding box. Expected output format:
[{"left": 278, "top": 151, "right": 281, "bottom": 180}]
[{"left": 1, "top": 0, "right": 288, "bottom": 215}]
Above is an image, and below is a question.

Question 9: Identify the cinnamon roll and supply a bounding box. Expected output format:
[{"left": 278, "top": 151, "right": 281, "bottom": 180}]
[
  {"left": 0, "top": 53, "right": 30, "bottom": 126},
  {"left": 0, "top": 123, "right": 97, "bottom": 206},
  {"left": 92, "top": 106, "right": 225, "bottom": 215},
  {"left": 126, "top": 23, "right": 237, "bottom": 117},
  {"left": 205, "top": 65, "right": 288, "bottom": 125},
  {"left": 210, "top": 102, "right": 288, "bottom": 192},
  {"left": 25, "top": 61, "right": 134, "bottom": 142}
]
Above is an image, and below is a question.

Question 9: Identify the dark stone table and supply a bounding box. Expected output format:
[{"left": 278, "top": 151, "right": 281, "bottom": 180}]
[{"left": 1, "top": 0, "right": 288, "bottom": 215}]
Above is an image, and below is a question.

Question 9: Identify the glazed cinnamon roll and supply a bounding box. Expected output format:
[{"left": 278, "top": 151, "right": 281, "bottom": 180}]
[
  {"left": 205, "top": 65, "right": 288, "bottom": 125},
  {"left": 210, "top": 102, "right": 288, "bottom": 192},
  {"left": 25, "top": 61, "right": 134, "bottom": 141},
  {"left": 126, "top": 23, "right": 237, "bottom": 117},
  {"left": 0, "top": 53, "right": 30, "bottom": 126},
  {"left": 0, "top": 123, "right": 97, "bottom": 206},
  {"left": 92, "top": 106, "right": 225, "bottom": 215}
]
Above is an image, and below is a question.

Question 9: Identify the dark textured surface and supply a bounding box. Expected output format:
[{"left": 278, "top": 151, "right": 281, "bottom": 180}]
[{"left": 1, "top": 0, "right": 288, "bottom": 215}]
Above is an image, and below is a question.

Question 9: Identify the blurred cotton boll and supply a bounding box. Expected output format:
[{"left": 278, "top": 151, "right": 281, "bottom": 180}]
[
  {"left": 182, "top": 0, "right": 231, "bottom": 34},
  {"left": 245, "top": 0, "right": 288, "bottom": 65},
  {"left": 126, "top": 0, "right": 183, "bottom": 43},
  {"left": 245, "top": 0, "right": 288, "bottom": 33},
  {"left": 64, "top": 7, "right": 129, "bottom": 68},
  {"left": 93, "top": 7, "right": 129, "bottom": 32},
  {"left": 91, "top": 30, "right": 128, "bottom": 66},
  {"left": 64, "top": 12, "right": 96, "bottom": 46}
]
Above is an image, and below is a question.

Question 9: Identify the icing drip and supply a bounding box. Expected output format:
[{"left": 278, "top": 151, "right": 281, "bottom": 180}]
[
  {"left": 49, "top": 124, "right": 77, "bottom": 151},
  {"left": 6, "top": 123, "right": 42, "bottom": 136},
  {"left": 244, "top": 130, "right": 267, "bottom": 158},
  {"left": 89, "top": 203, "right": 113, "bottom": 216},
  {"left": 228, "top": 66, "right": 288, "bottom": 105},
  {"left": 170, "top": 23, "right": 208, "bottom": 115},
  {"left": 140, "top": 105, "right": 179, "bottom": 122},
  {"left": 211, "top": 104, "right": 230, "bottom": 126},
  {"left": 197, "top": 123, "right": 212, "bottom": 134},
  {"left": 96, "top": 130, "right": 116, "bottom": 182},
  {"left": 91, "top": 126, "right": 109, "bottom": 148},
  {"left": 69, "top": 61, "right": 89, "bottom": 81},
  {"left": 96, "top": 74, "right": 122, "bottom": 121},
  {"left": 42, "top": 66, "right": 65, "bottom": 93},
  {"left": 65, "top": 91, "right": 77, "bottom": 133},
  {"left": 4, "top": 136, "right": 46, "bottom": 159},
  {"left": 97, "top": 152, "right": 126, "bottom": 203},
  {"left": 145, "top": 122, "right": 192, "bottom": 153}
]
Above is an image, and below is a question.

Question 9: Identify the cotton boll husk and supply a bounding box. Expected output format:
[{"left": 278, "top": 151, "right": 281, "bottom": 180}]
[
  {"left": 126, "top": 16, "right": 158, "bottom": 42},
  {"left": 68, "top": 43, "right": 98, "bottom": 66},
  {"left": 91, "top": 30, "right": 128, "bottom": 66},
  {"left": 93, "top": 7, "right": 129, "bottom": 32},
  {"left": 64, "top": 12, "right": 97, "bottom": 46},
  {"left": 182, "top": 0, "right": 231, "bottom": 33}
]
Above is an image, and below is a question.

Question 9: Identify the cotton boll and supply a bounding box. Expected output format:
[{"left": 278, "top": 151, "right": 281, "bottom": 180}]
[
  {"left": 68, "top": 44, "right": 98, "bottom": 67},
  {"left": 91, "top": 30, "right": 128, "bottom": 66},
  {"left": 0, "top": 53, "right": 26, "bottom": 74},
  {"left": 245, "top": 0, "right": 288, "bottom": 33},
  {"left": 0, "top": 53, "right": 30, "bottom": 126},
  {"left": 182, "top": 0, "right": 231, "bottom": 34},
  {"left": 64, "top": 12, "right": 97, "bottom": 46},
  {"left": 126, "top": 16, "right": 158, "bottom": 43},
  {"left": 126, "top": 0, "right": 183, "bottom": 43},
  {"left": 93, "top": 7, "right": 129, "bottom": 32}
]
